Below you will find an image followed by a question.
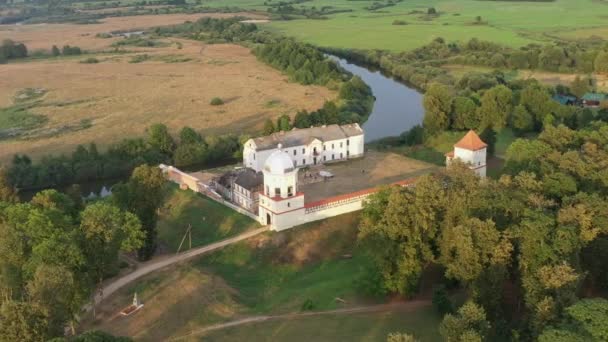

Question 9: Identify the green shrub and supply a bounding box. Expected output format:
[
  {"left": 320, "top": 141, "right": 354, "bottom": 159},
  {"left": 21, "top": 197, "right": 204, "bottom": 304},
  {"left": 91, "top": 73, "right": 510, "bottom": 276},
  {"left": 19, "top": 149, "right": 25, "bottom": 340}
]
[
  {"left": 301, "top": 299, "right": 315, "bottom": 311},
  {"left": 392, "top": 20, "right": 408, "bottom": 25},
  {"left": 80, "top": 57, "right": 99, "bottom": 64},
  {"left": 129, "top": 54, "right": 150, "bottom": 63},
  {"left": 210, "top": 97, "right": 224, "bottom": 106}
]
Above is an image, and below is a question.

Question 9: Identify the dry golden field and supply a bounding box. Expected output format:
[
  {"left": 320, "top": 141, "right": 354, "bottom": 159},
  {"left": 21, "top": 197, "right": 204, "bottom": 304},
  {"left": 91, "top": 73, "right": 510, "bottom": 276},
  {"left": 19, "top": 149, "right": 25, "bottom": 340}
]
[
  {"left": 0, "top": 13, "right": 267, "bottom": 51},
  {"left": 0, "top": 15, "right": 334, "bottom": 163}
]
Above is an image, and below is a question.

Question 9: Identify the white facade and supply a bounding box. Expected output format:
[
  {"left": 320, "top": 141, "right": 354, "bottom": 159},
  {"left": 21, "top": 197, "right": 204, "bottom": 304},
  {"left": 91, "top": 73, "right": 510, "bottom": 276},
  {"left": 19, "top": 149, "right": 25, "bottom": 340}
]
[{"left": 244, "top": 124, "right": 365, "bottom": 172}]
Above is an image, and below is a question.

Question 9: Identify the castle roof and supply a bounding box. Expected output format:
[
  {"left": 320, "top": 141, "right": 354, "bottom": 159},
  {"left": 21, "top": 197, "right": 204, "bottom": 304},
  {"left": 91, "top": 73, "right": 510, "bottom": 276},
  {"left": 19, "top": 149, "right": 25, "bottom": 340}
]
[
  {"left": 251, "top": 124, "right": 363, "bottom": 151},
  {"left": 234, "top": 168, "right": 263, "bottom": 190},
  {"left": 454, "top": 130, "right": 487, "bottom": 151}
]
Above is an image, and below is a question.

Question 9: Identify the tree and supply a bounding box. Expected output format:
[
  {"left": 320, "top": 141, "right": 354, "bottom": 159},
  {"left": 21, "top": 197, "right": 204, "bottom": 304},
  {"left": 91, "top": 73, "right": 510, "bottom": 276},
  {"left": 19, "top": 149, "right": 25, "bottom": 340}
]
[
  {"left": 80, "top": 202, "right": 143, "bottom": 285},
  {"left": 0, "top": 300, "right": 50, "bottom": 342},
  {"left": 479, "top": 128, "right": 497, "bottom": 156},
  {"left": 451, "top": 96, "right": 479, "bottom": 130},
  {"left": 570, "top": 76, "right": 590, "bottom": 98},
  {"left": 262, "top": 118, "right": 275, "bottom": 135},
  {"left": 423, "top": 83, "right": 452, "bottom": 135},
  {"left": 112, "top": 165, "right": 165, "bottom": 260},
  {"left": 511, "top": 104, "right": 534, "bottom": 133},
  {"left": 178, "top": 126, "right": 202, "bottom": 145},
  {"left": 519, "top": 84, "right": 555, "bottom": 129},
  {"left": 51, "top": 45, "right": 60, "bottom": 57},
  {"left": 27, "top": 265, "right": 82, "bottom": 336},
  {"left": 439, "top": 301, "right": 490, "bottom": 342},
  {"left": 147, "top": 123, "right": 175, "bottom": 155},
  {"left": 594, "top": 51, "right": 608, "bottom": 74},
  {"left": 0, "top": 166, "right": 17, "bottom": 202},
  {"left": 293, "top": 110, "right": 311, "bottom": 128},
  {"left": 276, "top": 114, "right": 292, "bottom": 132},
  {"left": 432, "top": 285, "right": 453, "bottom": 316},
  {"left": 478, "top": 85, "right": 513, "bottom": 130}
]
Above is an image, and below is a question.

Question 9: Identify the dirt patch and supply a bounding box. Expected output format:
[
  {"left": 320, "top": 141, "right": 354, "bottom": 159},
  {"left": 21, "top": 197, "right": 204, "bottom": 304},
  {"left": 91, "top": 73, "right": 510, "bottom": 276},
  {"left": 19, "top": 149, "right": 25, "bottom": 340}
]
[
  {"left": 0, "top": 13, "right": 266, "bottom": 51},
  {"left": 0, "top": 42, "right": 335, "bottom": 162}
]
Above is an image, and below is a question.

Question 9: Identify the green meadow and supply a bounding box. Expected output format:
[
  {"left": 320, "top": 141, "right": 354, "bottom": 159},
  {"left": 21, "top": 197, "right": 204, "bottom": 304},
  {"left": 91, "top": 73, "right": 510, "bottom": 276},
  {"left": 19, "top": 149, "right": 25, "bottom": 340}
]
[{"left": 195, "top": 0, "right": 608, "bottom": 51}]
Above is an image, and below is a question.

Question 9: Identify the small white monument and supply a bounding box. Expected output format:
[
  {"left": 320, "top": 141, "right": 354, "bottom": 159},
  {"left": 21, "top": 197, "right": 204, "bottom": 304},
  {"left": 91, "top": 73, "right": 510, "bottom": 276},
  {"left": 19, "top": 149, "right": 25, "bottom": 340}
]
[{"left": 120, "top": 292, "right": 144, "bottom": 316}]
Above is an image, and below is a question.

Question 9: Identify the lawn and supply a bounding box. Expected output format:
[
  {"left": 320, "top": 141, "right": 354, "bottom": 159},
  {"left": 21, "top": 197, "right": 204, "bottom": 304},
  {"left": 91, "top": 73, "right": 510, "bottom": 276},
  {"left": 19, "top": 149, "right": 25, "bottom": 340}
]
[{"left": 156, "top": 186, "right": 260, "bottom": 252}]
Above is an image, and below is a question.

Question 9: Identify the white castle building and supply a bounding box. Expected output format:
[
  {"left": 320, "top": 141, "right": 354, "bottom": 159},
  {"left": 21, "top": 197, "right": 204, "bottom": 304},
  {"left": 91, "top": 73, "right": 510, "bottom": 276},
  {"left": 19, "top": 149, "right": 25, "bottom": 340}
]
[
  {"left": 162, "top": 128, "right": 485, "bottom": 232},
  {"left": 445, "top": 130, "right": 487, "bottom": 178},
  {"left": 243, "top": 124, "right": 365, "bottom": 172}
]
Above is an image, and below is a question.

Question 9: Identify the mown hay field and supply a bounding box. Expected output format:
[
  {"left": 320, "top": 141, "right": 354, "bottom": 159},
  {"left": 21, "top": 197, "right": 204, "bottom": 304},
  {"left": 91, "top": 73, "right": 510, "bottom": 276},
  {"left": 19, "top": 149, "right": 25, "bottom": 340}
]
[{"left": 0, "top": 15, "right": 335, "bottom": 163}]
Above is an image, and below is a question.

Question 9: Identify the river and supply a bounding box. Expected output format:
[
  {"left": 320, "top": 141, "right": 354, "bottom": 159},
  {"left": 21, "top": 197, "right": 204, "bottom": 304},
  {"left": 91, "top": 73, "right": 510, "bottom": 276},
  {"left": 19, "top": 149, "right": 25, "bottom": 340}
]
[{"left": 329, "top": 55, "right": 424, "bottom": 142}]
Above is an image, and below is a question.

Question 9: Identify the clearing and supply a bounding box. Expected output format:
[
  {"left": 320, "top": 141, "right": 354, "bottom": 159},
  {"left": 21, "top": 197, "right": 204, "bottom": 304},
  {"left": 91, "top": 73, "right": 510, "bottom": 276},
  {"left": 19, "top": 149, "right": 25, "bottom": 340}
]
[{"left": 0, "top": 15, "right": 335, "bottom": 162}]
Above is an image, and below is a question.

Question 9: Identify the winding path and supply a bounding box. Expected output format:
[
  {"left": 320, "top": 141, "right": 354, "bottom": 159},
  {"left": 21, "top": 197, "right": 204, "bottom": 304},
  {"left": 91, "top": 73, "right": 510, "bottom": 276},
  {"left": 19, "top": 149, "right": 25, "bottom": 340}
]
[
  {"left": 167, "top": 300, "right": 432, "bottom": 341},
  {"left": 93, "top": 226, "right": 269, "bottom": 306}
]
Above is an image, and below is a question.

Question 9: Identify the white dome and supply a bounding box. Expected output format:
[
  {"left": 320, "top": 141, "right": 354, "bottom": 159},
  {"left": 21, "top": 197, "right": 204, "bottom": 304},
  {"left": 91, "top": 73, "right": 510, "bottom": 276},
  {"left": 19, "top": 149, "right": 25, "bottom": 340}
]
[{"left": 264, "top": 150, "right": 295, "bottom": 175}]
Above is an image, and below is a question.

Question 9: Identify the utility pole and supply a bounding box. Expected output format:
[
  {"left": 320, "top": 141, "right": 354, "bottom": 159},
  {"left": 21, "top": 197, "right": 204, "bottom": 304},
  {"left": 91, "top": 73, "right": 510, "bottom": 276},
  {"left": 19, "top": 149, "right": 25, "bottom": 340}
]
[{"left": 176, "top": 224, "right": 192, "bottom": 255}]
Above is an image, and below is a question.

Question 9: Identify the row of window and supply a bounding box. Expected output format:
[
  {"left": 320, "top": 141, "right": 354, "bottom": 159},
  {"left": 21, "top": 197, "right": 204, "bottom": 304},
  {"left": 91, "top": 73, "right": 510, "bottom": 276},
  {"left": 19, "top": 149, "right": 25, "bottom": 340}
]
[{"left": 265, "top": 185, "right": 294, "bottom": 197}]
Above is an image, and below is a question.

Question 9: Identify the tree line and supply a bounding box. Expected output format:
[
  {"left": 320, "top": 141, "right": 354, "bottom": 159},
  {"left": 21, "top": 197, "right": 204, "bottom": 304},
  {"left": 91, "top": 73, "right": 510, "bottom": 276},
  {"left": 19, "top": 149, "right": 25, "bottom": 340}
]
[
  {"left": 0, "top": 39, "right": 28, "bottom": 63},
  {"left": 7, "top": 124, "right": 243, "bottom": 191},
  {"left": 422, "top": 75, "right": 605, "bottom": 138},
  {"left": 360, "top": 121, "right": 608, "bottom": 341},
  {"left": 325, "top": 37, "right": 608, "bottom": 92}
]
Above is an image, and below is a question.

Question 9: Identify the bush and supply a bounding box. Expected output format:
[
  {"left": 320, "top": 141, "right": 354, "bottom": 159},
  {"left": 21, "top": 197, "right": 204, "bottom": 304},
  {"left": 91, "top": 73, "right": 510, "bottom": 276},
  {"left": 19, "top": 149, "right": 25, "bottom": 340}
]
[
  {"left": 210, "top": 97, "right": 224, "bottom": 106},
  {"left": 129, "top": 54, "right": 150, "bottom": 63},
  {"left": 301, "top": 299, "right": 315, "bottom": 311},
  {"left": 392, "top": 20, "right": 408, "bottom": 26},
  {"left": 80, "top": 57, "right": 99, "bottom": 64}
]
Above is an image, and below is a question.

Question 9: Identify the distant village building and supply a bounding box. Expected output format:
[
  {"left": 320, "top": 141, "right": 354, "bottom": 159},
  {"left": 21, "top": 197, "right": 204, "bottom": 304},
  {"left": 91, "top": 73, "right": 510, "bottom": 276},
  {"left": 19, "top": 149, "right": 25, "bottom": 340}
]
[
  {"left": 582, "top": 92, "right": 608, "bottom": 108},
  {"left": 445, "top": 130, "right": 488, "bottom": 178},
  {"left": 243, "top": 124, "right": 365, "bottom": 172}
]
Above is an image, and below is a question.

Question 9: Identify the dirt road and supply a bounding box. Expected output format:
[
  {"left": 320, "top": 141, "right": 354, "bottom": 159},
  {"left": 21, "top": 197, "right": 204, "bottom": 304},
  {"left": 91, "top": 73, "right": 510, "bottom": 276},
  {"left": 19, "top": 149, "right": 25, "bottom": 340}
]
[{"left": 168, "top": 300, "right": 432, "bottom": 341}]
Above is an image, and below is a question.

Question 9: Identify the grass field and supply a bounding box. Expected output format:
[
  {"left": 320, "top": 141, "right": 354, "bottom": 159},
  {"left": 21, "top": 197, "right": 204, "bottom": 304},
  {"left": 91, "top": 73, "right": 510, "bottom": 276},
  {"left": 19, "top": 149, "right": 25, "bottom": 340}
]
[
  {"left": 156, "top": 186, "right": 260, "bottom": 253},
  {"left": 250, "top": 0, "right": 608, "bottom": 51},
  {"left": 84, "top": 212, "right": 442, "bottom": 341},
  {"left": 0, "top": 15, "right": 335, "bottom": 163}
]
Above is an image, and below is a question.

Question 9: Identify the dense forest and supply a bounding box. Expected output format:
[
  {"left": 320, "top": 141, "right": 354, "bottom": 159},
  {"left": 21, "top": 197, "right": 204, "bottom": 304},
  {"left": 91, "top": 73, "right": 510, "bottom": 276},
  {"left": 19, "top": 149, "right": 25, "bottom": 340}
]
[{"left": 361, "top": 122, "right": 608, "bottom": 340}]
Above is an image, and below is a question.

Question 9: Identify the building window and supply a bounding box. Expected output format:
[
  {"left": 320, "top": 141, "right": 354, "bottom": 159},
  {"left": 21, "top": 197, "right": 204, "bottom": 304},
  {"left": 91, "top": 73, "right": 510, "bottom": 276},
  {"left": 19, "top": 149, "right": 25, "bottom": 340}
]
[
  {"left": 275, "top": 188, "right": 280, "bottom": 197},
  {"left": 302, "top": 148, "right": 305, "bottom": 154},
  {"left": 347, "top": 139, "right": 349, "bottom": 146},
  {"left": 253, "top": 153, "right": 256, "bottom": 160},
  {"left": 287, "top": 202, "right": 291, "bottom": 207},
  {"left": 340, "top": 153, "right": 343, "bottom": 159},
  {"left": 323, "top": 145, "right": 326, "bottom": 151},
  {"left": 323, "top": 156, "right": 326, "bottom": 161},
  {"left": 293, "top": 150, "right": 296, "bottom": 156},
  {"left": 340, "top": 142, "right": 343, "bottom": 148},
  {"left": 302, "top": 159, "right": 305, "bottom": 165},
  {"left": 347, "top": 150, "right": 350, "bottom": 157},
  {"left": 294, "top": 160, "right": 297, "bottom": 166},
  {"left": 332, "top": 143, "right": 335, "bottom": 149},
  {"left": 265, "top": 185, "right": 269, "bottom": 196},
  {"left": 287, "top": 186, "right": 293, "bottom": 197}
]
